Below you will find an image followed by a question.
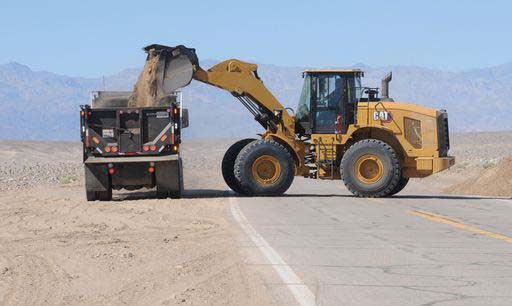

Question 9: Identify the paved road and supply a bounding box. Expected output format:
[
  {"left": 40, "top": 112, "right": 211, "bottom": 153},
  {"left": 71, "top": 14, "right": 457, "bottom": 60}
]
[{"left": 231, "top": 178, "right": 512, "bottom": 306}]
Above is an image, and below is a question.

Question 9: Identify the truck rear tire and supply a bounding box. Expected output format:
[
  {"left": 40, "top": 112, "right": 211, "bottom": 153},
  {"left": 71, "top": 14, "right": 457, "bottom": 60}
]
[
  {"left": 86, "top": 190, "right": 97, "bottom": 201},
  {"left": 86, "top": 189, "right": 112, "bottom": 201},
  {"left": 234, "top": 139, "right": 295, "bottom": 196},
  {"left": 222, "top": 138, "right": 256, "bottom": 194},
  {"left": 155, "top": 158, "right": 183, "bottom": 199},
  {"left": 98, "top": 189, "right": 112, "bottom": 201},
  {"left": 341, "top": 139, "right": 400, "bottom": 198}
]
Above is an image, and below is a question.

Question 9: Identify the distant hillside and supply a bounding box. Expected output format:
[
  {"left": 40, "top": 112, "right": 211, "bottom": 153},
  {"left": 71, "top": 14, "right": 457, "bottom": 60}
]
[{"left": 1, "top": 61, "right": 511, "bottom": 140}]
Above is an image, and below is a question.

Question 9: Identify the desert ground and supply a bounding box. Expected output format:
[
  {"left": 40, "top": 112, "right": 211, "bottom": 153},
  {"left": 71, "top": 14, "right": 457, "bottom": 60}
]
[
  {"left": 0, "top": 139, "right": 277, "bottom": 306},
  {"left": 0, "top": 132, "right": 511, "bottom": 305}
]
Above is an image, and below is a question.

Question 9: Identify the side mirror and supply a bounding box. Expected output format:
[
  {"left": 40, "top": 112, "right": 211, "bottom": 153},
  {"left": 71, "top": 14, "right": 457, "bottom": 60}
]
[{"left": 181, "top": 108, "right": 189, "bottom": 128}]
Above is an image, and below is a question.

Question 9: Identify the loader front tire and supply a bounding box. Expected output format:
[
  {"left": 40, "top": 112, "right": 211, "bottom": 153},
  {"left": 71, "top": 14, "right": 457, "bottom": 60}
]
[
  {"left": 234, "top": 140, "right": 294, "bottom": 196},
  {"left": 341, "top": 139, "right": 400, "bottom": 198},
  {"left": 387, "top": 175, "right": 409, "bottom": 196},
  {"left": 222, "top": 138, "right": 256, "bottom": 194}
]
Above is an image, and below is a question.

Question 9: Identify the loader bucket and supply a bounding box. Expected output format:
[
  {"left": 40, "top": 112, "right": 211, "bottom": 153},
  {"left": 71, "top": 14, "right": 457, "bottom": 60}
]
[
  {"left": 129, "top": 44, "right": 200, "bottom": 107},
  {"left": 143, "top": 44, "right": 199, "bottom": 94}
]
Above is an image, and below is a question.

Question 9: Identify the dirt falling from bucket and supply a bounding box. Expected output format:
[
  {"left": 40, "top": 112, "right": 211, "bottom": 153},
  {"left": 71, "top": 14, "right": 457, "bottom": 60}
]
[{"left": 128, "top": 51, "right": 162, "bottom": 107}]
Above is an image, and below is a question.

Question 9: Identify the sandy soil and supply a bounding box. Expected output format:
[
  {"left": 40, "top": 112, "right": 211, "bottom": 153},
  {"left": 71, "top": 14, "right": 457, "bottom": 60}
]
[
  {"left": 0, "top": 140, "right": 275, "bottom": 306},
  {"left": 444, "top": 155, "right": 512, "bottom": 197},
  {"left": 418, "top": 131, "right": 512, "bottom": 197}
]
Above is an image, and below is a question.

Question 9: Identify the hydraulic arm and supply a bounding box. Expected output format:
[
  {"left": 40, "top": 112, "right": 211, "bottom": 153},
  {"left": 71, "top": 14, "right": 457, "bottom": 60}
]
[
  {"left": 139, "top": 45, "right": 293, "bottom": 135},
  {"left": 193, "top": 60, "right": 295, "bottom": 138}
]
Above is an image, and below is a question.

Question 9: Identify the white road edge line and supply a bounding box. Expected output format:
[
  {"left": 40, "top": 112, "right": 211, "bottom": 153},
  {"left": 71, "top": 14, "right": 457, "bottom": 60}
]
[{"left": 229, "top": 198, "right": 317, "bottom": 306}]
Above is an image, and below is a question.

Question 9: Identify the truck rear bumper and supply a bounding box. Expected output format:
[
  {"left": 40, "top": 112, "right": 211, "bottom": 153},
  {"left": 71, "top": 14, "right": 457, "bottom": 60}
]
[
  {"left": 84, "top": 154, "right": 179, "bottom": 164},
  {"left": 415, "top": 156, "right": 455, "bottom": 174}
]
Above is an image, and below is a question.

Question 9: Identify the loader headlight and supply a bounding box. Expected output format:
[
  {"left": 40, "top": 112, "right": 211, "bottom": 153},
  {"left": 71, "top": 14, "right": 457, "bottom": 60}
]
[{"left": 404, "top": 118, "right": 422, "bottom": 149}]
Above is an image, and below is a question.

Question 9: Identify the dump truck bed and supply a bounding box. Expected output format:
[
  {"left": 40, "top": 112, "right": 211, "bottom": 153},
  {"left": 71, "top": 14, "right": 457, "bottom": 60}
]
[{"left": 81, "top": 105, "right": 181, "bottom": 156}]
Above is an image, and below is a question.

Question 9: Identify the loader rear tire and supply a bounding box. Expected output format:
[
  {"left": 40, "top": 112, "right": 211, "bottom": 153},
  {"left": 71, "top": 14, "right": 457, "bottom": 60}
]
[
  {"left": 234, "top": 139, "right": 294, "bottom": 196},
  {"left": 222, "top": 138, "right": 256, "bottom": 194},
  {"left": 341, "top": 139, "right": 400, "bottom": 198}
]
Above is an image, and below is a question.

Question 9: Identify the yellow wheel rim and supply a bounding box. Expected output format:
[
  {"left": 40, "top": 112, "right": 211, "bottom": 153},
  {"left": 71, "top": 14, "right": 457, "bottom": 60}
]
[
  {"left": 251, "top": 155, "right": 281, "bottom": 185},
  {"left": 354, "top": 154, "right": 384, "bottom": 184}
]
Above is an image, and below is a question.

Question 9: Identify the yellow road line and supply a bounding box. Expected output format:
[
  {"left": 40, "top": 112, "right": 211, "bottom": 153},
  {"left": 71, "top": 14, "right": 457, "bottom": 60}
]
[{"left": 410, "top": 210, "right": 512, "bottom": 244}]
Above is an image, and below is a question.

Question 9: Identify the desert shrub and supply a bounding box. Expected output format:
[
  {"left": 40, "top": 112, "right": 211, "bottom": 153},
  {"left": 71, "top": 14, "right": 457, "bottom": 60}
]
[
  {"left": 482, "top": 159, "right": 497, "bottom": 169},
  {"left": 58, "top": 175, "right": 76, "bottom": 184}
]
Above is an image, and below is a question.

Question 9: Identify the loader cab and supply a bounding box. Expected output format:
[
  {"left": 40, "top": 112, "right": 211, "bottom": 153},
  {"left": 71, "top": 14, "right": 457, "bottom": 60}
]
[{"left": 295, "top": 70, "right": 363, "bottom": 136}]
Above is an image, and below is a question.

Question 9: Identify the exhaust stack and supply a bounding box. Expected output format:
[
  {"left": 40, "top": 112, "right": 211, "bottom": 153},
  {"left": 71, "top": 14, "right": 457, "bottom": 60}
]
[{"left": 381, "top": 72, "right": 393, "bottom": 101}]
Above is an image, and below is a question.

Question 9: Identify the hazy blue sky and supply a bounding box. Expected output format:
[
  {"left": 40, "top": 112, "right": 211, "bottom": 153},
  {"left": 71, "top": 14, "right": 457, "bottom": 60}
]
[{"left": 1, "top": 0, "right": 510, "bottom": 76}]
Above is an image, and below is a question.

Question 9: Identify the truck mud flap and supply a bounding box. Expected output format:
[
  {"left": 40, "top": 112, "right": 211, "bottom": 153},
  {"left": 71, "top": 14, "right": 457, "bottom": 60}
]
[
  {"left": 85, "top": 164, "right": 110, "bottom": 191},
  {"left": 85, "top": 164, "right": 112, "bottom": 201},
  {"left": 155, "top": 158, "right": 183, "bottom": 199}
]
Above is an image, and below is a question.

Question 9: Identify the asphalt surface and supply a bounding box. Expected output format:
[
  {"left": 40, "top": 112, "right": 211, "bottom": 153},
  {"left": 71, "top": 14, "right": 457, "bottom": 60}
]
[{"left": 231, "top": 178, "right": 512, "bottom": 306}]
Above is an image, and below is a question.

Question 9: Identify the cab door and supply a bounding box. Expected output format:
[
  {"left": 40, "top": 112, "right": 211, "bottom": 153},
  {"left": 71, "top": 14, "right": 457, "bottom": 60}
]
[{"left": 311, "top": 74, "right": 345, "bottom": 134}]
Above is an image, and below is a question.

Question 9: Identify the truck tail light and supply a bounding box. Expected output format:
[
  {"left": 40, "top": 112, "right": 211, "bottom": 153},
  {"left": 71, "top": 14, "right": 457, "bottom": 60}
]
[
  {"left": 143, "top": 145, "right": 149, "bottom": 151},
  {"left": 148, "top": 166, "right": 155, "bottom": 173},
  {"left": 111, "top": 146, "right": 118, "bottom": 153},
  {"left": 150, "top": 145, "right": 157, "bottom": 151},
  {"left": 105, "top": 146, "right": 111, "bottom": 153}
]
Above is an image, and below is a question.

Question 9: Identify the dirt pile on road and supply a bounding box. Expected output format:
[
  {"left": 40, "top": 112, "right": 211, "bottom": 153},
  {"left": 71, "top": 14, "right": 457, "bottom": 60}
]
[
  {"left": 444, "top": 155, "right": 512, "bottom": 197},
  {"left": 128, "top": 50, "right": 162, "bottom": 107}
]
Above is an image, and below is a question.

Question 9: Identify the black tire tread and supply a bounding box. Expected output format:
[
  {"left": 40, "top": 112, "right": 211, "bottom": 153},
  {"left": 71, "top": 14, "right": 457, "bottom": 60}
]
[
  {"left": 234, "top": 139, "right": 294, "bottom": 196},
  {"left": 341, "top": 139, "right": 400, "bottom": 198},
  {"left": 156, "top": 187, "right": 169, "bottom": 199},
  {"left": 222, "top": 139, "right": 256, "bottom": 194},
  {"left": 86, "top": 190, "right": 97, "bottom": 201},
  {"left": 387, "top": 176, "right": 409, "bottom": 196},
  {"left": 98, "top": 189, "right": 112, "bottom": 201}
]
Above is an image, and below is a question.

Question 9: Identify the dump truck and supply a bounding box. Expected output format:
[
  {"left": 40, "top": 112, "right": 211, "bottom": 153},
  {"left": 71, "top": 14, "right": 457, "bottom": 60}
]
[
  {"left": 80, "top": 90, "right": 188, "bottom": 201},
  {"left": 124, "top": 44, "right": 455, "bottom": 198}
]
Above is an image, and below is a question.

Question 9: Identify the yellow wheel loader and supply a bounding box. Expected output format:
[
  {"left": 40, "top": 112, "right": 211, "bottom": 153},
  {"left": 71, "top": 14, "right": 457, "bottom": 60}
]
[{"left": 143, "top": 44, "right": 454, "bottom": 197}]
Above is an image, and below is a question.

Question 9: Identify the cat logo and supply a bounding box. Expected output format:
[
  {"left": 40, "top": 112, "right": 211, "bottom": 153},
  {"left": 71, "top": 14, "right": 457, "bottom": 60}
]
[{"left": 373, "top": 111, "right": 392, "bottom": 122}]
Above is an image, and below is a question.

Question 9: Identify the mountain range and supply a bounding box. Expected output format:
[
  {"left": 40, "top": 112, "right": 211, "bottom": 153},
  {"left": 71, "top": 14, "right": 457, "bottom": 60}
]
[{"left": 1, "top": 60, "right": 511, "bottom": 140}]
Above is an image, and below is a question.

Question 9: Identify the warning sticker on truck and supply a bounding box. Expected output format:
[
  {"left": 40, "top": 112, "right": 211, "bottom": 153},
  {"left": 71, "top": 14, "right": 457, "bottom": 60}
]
[
  {"left": 102, "top": 128, "right": 114, "bottom": 138},
  {"left": 156, "top": 112, "right": 170, "bottom": 119}
]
